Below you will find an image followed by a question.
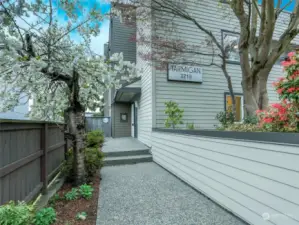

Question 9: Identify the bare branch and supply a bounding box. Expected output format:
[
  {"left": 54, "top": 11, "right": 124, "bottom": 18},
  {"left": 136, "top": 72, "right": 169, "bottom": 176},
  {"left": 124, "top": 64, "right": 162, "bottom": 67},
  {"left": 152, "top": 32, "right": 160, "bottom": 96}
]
[
  {"left": 252, "top": 0, "right": 261, "bottom": 18},
  {"left": 276, "top": 0, "right": 293, "bottom": 19}
]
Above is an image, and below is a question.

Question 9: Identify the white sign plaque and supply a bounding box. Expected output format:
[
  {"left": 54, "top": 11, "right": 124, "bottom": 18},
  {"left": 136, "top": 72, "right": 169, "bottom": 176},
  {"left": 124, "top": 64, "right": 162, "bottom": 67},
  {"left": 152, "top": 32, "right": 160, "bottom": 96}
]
[{"left": 168, "top": 64, "right": 203, "bottom": 83}]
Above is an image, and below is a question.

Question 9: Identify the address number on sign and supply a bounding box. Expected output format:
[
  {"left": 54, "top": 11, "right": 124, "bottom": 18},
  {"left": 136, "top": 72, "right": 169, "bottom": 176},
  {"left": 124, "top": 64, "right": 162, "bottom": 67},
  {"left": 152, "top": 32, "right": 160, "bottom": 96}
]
[{"left": 168, "top": 64, "right": 203, "bottom": 83}]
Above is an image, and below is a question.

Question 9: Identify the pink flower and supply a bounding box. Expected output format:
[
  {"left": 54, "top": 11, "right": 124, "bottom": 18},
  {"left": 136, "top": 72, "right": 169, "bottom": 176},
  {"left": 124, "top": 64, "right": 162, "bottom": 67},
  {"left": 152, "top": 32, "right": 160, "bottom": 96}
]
[
  {"left": 287, "top": 87, "right": 296, "bottom": 93},
  {"left": 277, "top": 88, "right": 284, "bottom": 94},
  {"left": 281, "top": 60, "right": 297, "bottom": 67},
  {"left": 271, "top": 103, "right": 282, "bottom": 109},
  {"left": 288, "top": 52, "right": 295, "bottom": 58},
  {"left": 263, "top": 117, "right": 274, "bottom": 123}
]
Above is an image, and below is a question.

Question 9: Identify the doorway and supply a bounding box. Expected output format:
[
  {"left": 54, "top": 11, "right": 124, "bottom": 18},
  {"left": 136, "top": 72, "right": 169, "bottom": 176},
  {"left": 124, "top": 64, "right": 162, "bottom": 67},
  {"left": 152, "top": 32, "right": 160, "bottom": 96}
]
[{"left": 131, "top": 103, "right": 138, "bottom": 138}]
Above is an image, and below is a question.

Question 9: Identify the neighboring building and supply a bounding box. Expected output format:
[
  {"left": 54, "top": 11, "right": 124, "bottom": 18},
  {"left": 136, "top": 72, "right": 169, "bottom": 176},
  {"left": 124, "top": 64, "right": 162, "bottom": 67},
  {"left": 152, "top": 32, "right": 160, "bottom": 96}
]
[
  {"left": 0, "top": 44, "right": 31, "bottom": 120},
  {"left": 105, "top": 1, "right": 299, "bottom": 143},
  {"left": 0, "top": 96, "right": 31, "bottom": 120},
  {"left": 104, "top": 15, "right": 139, "bottom": 138}
]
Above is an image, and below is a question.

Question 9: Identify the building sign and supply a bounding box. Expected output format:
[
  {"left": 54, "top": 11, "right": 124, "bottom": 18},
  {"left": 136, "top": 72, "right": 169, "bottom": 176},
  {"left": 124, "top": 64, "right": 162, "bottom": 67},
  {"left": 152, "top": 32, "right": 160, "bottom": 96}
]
[{"left": 168, "top": 64, "right": 203, "bottom": 83}]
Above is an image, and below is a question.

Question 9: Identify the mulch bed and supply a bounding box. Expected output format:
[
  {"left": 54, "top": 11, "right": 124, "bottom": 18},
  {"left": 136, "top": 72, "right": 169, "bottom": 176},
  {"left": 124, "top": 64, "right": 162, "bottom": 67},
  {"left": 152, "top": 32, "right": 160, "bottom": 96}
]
[{"left": 52, "top": 174, "right": 100, "bottom": 225}]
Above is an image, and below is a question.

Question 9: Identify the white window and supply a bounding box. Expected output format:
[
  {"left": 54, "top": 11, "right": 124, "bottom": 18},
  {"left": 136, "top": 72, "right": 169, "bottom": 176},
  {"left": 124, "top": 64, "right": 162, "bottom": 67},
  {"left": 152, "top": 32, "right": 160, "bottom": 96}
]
[
  {"left": 225, "top": 93, "right": 244, "bottom": 122},
  {"left": 222, "top": 30, "right": 240, "bottom": 62}
]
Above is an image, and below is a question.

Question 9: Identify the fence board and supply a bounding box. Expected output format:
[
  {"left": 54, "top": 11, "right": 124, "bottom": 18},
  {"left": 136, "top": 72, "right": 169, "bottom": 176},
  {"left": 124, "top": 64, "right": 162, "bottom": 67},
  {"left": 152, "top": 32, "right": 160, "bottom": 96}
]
[
  {"left": 0, "top": 120, "right": 66, "bottom": 205},
  {"left": 85, "top": 116, "right": 111, "bottom": 137}
]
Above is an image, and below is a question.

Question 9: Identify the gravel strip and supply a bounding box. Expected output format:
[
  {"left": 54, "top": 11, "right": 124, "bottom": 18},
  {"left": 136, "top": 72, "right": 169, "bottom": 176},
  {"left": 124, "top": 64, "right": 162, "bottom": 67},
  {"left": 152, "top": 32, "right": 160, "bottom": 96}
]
[{"left": 96, "top": 162, "right": 247, "bottom": 225}]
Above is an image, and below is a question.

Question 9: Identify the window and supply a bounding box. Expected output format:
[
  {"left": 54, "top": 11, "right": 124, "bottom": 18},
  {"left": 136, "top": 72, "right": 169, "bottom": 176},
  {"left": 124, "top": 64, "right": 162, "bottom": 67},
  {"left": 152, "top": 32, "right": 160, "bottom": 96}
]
[
  {"left": 222, "top": 30, "right": 240, "bottom": 63},
  {"left": 225, "top": 93, "right": 244, "bottom": 122}
]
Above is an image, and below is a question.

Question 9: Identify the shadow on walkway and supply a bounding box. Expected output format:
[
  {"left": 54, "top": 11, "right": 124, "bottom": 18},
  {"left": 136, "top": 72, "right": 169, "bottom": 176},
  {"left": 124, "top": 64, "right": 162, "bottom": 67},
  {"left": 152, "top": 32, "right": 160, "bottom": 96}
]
[{"left": 96, "top": 163, "right": 247, "bottom": 225}]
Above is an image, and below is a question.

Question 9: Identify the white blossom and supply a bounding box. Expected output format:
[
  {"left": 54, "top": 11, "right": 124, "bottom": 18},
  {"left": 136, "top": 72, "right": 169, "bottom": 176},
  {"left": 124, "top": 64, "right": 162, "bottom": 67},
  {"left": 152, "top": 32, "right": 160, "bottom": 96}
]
[{"left": 0, "top": 1, "right": 137, "bottom": 121}]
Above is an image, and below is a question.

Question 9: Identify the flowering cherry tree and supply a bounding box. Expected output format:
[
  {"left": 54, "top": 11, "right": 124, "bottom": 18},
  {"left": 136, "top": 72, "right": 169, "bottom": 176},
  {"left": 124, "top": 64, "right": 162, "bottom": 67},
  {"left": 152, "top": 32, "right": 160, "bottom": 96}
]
[
  {"left": 0, "top": 0, "right": 136, "bottom": 184},
  {"left": 256, "top": 51, "right": 299, "bottom": 132}
]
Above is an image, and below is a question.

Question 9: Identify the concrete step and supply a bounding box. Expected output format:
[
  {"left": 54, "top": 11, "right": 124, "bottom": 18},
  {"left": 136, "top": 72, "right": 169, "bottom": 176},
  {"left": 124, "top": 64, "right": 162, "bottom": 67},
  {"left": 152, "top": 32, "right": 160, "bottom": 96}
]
[
  {"left": 104, "top": 154, "right": 153, "bottom": 166},
  {"left": 104, "top": 149, "right": 150, "bottom": 157}
]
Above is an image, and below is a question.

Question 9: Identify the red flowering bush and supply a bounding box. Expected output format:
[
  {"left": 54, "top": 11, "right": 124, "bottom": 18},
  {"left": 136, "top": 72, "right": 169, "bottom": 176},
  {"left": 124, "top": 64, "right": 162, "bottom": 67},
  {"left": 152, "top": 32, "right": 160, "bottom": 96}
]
[
  {"left": 224, "top": 51, "right": 299, "bottom": 132},
  {"left": 273, "top": 51, "right": 299, "bottom": 103},
  {"left": 258, "top": 51, "right": 299, "bottom": 132},
  {"left": 256, "top": 101, "right": 298, "bottom": 132}
]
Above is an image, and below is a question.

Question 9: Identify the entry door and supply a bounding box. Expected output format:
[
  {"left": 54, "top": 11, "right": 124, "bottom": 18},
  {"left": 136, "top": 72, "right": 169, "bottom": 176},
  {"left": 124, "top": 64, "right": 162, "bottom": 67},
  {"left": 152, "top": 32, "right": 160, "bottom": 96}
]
[{"left": 131, "top": 104, "right": 135, "bottom": 137}]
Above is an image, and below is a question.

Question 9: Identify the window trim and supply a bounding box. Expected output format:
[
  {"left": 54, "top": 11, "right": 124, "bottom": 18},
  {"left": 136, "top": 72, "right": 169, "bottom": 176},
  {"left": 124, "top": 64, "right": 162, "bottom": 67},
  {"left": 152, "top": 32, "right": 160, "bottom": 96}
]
[
  {"left": 221, "top": 29, "right": 241, "bottom": 64},
  {"left": 224, "top": 92, "right": 244, "bottom": 121}
]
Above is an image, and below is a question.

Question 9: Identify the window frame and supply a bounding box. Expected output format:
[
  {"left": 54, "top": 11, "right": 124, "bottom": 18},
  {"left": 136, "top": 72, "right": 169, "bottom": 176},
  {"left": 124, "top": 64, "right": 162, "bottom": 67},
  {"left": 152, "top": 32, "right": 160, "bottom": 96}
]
[
  {"left": 224, "top": 92, "right": 244, "bottom": 122},
  {"left": 221, "top": 29, "right": 241, "bottom": 65}
]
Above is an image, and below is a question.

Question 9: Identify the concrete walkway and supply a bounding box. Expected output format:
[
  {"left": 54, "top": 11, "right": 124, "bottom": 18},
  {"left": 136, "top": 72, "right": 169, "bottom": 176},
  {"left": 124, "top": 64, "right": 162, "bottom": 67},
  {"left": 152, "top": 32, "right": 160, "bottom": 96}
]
[
  {"left": 96, "top": 163, "right": 247, "bottom": 225},
  {"left": 103, "top": 137, "right": 149, "bottom": 153}
]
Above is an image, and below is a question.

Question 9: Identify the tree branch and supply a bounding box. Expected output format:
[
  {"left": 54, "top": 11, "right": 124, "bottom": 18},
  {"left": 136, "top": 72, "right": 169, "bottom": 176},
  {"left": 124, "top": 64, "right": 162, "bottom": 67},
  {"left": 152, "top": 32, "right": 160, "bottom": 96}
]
[
  {"left": 0, "top": 2, "right": 25, "bottom": 48},
  {"left": 276, "top": 0, "right": 293, "bottom": 19}
]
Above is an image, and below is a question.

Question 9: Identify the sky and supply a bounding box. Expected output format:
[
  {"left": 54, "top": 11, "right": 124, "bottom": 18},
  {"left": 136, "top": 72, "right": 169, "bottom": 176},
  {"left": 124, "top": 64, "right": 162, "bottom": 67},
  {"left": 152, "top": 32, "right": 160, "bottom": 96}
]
[
  {"left": 13, "top": 0, "right": 111, "bottom": 55},
  {"left": 57, "top": 0, "right": 111, "bottom": 56},
  {"left": 258, "top": 0, "right": 295, "bottom": 12}
]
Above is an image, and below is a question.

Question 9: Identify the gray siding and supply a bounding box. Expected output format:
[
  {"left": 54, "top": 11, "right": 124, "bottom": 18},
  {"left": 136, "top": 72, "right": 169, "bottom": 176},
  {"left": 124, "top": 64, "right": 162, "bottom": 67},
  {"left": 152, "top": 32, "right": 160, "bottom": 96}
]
[
  {"left": 151, "top": 131, "right": 299, "bottom": 225},
  {"left": 112, "top": 103, "right": 131, "bottom": 137},
  {"left": 152, "top": 0, "right": 299, "bottom": 129},
  {"left": 103, "top": 17, "right": 137, "bottom": 121},
  {"left": 110, "top": 17, "right": 136, "bottom": 63},
  {"left": 136, "top": 5, "right": 153, "bottom": 146}
]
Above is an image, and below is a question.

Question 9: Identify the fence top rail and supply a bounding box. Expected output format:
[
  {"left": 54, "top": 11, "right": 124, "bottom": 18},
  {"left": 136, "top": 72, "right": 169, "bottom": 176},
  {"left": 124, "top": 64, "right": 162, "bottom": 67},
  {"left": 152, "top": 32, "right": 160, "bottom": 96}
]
[{"left": 0, "top": 119, "right": 65, "bottom": 125}]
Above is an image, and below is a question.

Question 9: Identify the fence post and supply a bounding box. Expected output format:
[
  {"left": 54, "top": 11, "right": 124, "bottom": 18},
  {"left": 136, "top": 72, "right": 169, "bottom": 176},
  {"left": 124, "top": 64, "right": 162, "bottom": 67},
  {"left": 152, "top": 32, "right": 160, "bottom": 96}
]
[
  {"left": 64, "top": 124, "right": 68, "bottom": 160},
  {"left": 40, "top": 123, "right": 48, "bottom": 194}
]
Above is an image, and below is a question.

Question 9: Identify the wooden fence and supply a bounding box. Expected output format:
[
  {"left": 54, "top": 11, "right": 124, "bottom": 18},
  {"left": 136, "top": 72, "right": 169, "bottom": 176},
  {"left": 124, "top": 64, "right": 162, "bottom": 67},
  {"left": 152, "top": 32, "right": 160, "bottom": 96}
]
[
  {"left": 0, "top": 120, "right": 67, "bottom": 205},
  {"left": 85, "top": 116, "right": 111, "bottom": 137}
]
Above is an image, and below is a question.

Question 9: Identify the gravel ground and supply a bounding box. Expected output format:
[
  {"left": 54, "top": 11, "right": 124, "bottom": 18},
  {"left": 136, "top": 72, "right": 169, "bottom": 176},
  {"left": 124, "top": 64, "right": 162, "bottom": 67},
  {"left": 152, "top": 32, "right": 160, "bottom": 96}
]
[{"left": 96, "top": 162, "right": 247, "bottom": 225}]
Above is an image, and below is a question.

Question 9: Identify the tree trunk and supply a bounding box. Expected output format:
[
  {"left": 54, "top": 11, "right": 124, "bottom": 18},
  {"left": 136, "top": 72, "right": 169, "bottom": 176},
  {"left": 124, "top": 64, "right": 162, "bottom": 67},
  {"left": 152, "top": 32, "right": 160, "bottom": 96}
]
[
  {"left": 67, "top": 107, "right": 86, "bottom": 185},
  {"left": 241, "top": 74, "right": 259, "bottom": 116},
  {"left": 66, "top": 69, "right": 86, "bottom": 185},
  {"left": 256, "top": 68, "right": 271, "bottom": 110},
  {"left": 243, "top": 88, "right": 259, "bottom": 116}
]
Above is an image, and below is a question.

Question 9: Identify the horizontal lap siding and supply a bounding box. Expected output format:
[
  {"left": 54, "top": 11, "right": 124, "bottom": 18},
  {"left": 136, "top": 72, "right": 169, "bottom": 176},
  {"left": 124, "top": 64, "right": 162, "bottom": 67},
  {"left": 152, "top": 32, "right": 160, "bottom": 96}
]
[
  {"left": 137, "top": 5, "right": 153, "bottom": 146},
  {"left": 151, "top": 131, "right": 299, "bottom": 225},
  {"left": 153, "top": 0, "right": 293, "bottom": 129},
  {"left": 112, "top": 103, "right": 131, "bottom": 137},
  {"left": 111, "top": 18, "right": 136, "bottom": 63}
]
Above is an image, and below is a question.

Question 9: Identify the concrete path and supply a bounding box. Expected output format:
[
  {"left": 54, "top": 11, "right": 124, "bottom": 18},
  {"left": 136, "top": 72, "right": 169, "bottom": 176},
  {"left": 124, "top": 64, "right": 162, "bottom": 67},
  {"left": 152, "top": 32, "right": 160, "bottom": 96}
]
[
  {"left": 96, "top": 163, "right": 247, "bottom": 225},
  {"left": 103, "top": 137, "right": 149, "bottom": 153}
]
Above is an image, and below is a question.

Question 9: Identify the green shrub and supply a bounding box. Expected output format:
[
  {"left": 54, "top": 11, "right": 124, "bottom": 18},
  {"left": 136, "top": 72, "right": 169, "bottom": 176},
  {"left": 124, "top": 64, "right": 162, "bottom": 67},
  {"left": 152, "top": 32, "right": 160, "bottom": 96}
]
[
  {"left": 33, "top": 207, "right": 56, "bottom": 225},
  {"left": 186, "top": 123, "right": 195, "bottom": 130},
  {"left": 164, "top": 101, "right": 184, "bottom": 129},
  {"left": 84, "top": 147, "right": 104, "bottom": 180},
  {"left": 79, "top": 184, "right": 94, "bottom": 200},
  {"left": 215, "top": 110, "right": 235, "bottom": 128},
  {"left": 65, "top": 188, "right": 79, "bottom": 201},
  {"left": 86, "top": 130, "right": 104, "bottom": 147},
  {"left": 62, "top": 147, "right": 104, "bottom": 183},
  {"left": 243, "top": 115, "right": 259, "bottom": 125},
  {"left": 76, "top": 212, "right": 87, "bottom": 221},
  {"left": 0, "top": 201, "right": 34, "bottom": 225}
]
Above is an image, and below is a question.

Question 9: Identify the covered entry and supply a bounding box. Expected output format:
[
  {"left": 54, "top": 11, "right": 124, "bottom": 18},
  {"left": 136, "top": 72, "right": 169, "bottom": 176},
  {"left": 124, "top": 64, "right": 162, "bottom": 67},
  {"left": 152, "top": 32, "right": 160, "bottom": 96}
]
[{"left": 112, "top": 79, "right": 141, "bottom": 138}]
